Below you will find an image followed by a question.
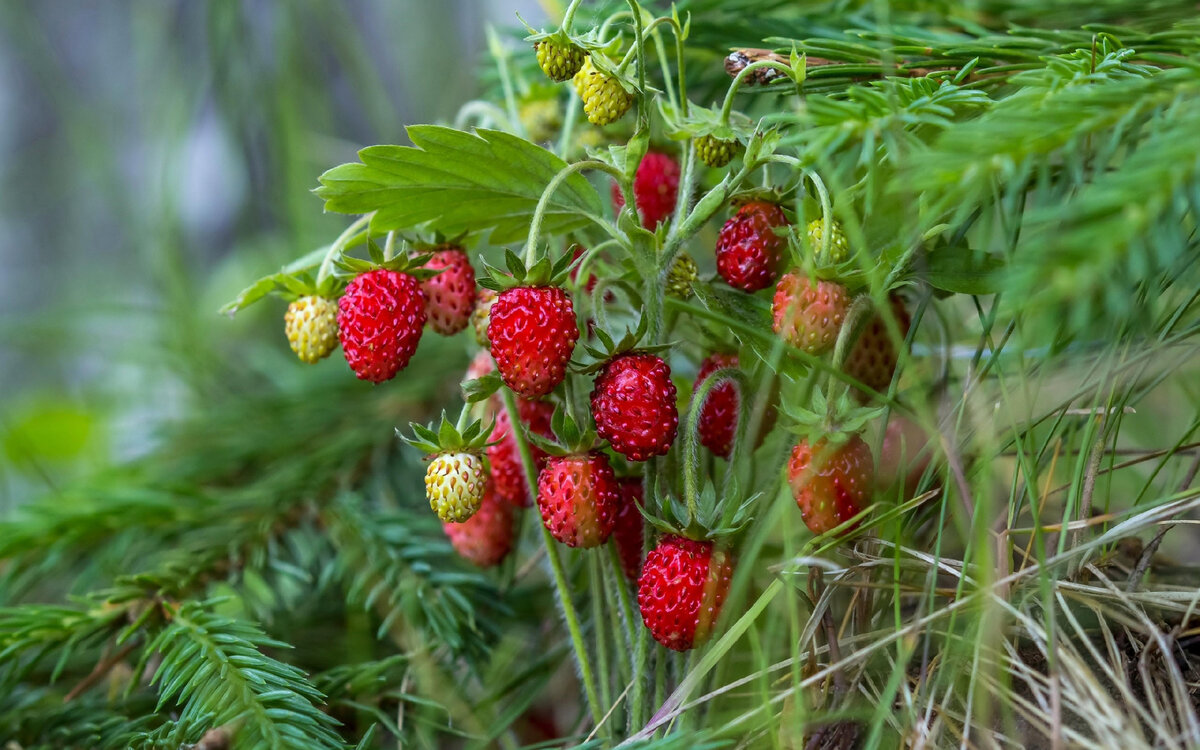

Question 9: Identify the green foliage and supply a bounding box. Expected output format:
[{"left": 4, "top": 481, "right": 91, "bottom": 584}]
[
  {"left": 315, "top": 126, "right": 605, "bottom": 244},
  {"left": 6, "top": 0, "right": 1200, "bottom": 747},
  {"left": 146, "top": 600, "right": 343, "bottom": 749}
]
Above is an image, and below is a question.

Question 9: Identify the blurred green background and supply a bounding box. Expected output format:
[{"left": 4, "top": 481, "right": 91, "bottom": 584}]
[{"left": 0, "top": 1, "right": 546, "bottom": 507}]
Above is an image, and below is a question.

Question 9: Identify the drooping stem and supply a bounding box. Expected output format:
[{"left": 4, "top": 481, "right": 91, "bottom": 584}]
[
  {"left": 589, "top": 555, "right": 614, "bottom": 716},
  {"left": 623, "top": 1, "right": 649, "bottom": 131},
  {"left": 316, "top": 213, "right": 373, "bottom": 284},
  {"left": 561, "top": 0, "right": 586, "bottom": 31},
  {"left": 499, "top": 388, "right": 604, "bottom": 728},
  {"left": 718, "top": 60, "right": 798, "bottom": 125},
  {"left": 524, "top": 160, "right": 626, "bottom": 267}
]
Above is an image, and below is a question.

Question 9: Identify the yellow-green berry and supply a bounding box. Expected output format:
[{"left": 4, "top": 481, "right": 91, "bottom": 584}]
[
  {"left": 695, "top": 134, "right": 739, "bottom": 168},
  {"left": 806, "top": 218, "right": 849, "bottom": 264},
  {"left": 426, "top": 452, "right": 487, "bottom": 523},
  {"left": 284, "top": 295, "right": 338, "bottom": 364},
  {"left": 666, "top": 253, "right": 698, "bottom": 299},
  {"left": 472, "top": 288, "right": 498, "bottom": 349},
  {"left": 536, "top": 40, "right": 585, "bottom": 83},
  {"left": 574, "top": 57, "right": 633, "bottom": 126},
  {"left": 520, "top": 98, "right": 562, "bottom": 142}
]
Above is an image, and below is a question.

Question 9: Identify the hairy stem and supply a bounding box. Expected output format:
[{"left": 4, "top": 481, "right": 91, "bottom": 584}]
[{"left": 499, "top": 388, "right": 604, "bottom": 728}]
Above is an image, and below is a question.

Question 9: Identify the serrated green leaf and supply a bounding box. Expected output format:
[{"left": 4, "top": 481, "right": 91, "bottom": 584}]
[{"left": 315, "top": 126, "right": 604, "bottom": 244}]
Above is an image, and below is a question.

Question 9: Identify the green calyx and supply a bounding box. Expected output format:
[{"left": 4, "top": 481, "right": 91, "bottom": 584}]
[
  {"left": 400, "top": 407, "right": 496, "bottom": 456},
  {"left": 576, "top": 315, "right": 670, "bottom": 374},
  {"left": 528, "top": 408, "right": 597, "bottom": 457},
  {"left": 274, "top": 271, "right": 342, "bottom": 303},
  {"left": 335, "top": 237, "right": 441, "bottom": 281},
  {"left": 658, "top": 101, "right": 752, "bottom": 148},
  {"left": 782, "top": 387, "right": 883, "bottom": 446},
  {"left": 645, "top": 481, "right": 757, "bottom": 541},
  {"left": 478, "top": 248, "right": 576, "bottom": 292}
]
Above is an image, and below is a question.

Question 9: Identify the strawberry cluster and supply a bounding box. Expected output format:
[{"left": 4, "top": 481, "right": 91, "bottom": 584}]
[{"left": 241, "top": 17, "right": 934, "bottom": 663}]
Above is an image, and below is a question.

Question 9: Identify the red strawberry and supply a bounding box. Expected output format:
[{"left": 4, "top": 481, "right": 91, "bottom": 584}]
[
  {"left": 787, "top": 435, "right": 873, "bottom": 534},
  {"left": 590, "top": 353, "right": 679, "bottom": 461},
  {"left": 611, "top": 152, "right": 680, "bottom": 229},
  {"left": 877, "top": 415, "right": 932, "bottom": 498},
  {"left": 488, "top": 286, "right": 579, "bottom": 399},
  {"left": 715, "top": 201, "right": 789, "bottom": 292},
  {"left": 487, "top": 397, "right": 555, "bottom": 507},
  {"left": 420, "top": 245, "right": 476, "bottom": 335},
  {"left": 844, "top": 294, "right": 911, "bottom": 394},
  {"left": 693, "top": 353, "right": 740, "bottom": 458},
  {"left": 771, "top": 273, "right": 851, "bottom": 355},
  {"left": 613, "top": 477, "right": 645, "bottom": 581},
  {"left": 442, "top": 480, "right": 514, "bottom": 567},
  {"left": 337, "top": 269, "right": 426, "bottom": 383},
  {"left": 536, "top": 452, "right": 620, "bottom": 548},
  {"left": 637, "top": 535, "right": 733, "bottom": 651}
]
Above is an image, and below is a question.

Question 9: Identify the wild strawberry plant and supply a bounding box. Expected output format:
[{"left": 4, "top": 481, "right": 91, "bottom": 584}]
[{"left": 4, "top": 0, "right": 1200, "bottom": 747}]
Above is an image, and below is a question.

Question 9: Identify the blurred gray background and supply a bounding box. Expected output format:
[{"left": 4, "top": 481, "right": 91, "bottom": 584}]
[{"left": 0, "top": 1, "right": 543, "bottom": 500}]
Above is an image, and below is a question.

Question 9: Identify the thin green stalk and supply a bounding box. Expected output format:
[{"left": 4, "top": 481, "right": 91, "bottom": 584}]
[
  {"left": 316, "top": 213, "right": 372, "bottom": 284},
  {"left": 718, "top": 60, "right": 798, "bottom": 124},
  {"left": 590, "top": 555, "right": 614, "bottom": 719},
  {"left": 560, "top": 0, "right": 585, "bottom": 30},
  {"left": 499, "top": 388, "right": 604, "bottom": 729},
  {"left": 629, "top": 620, "right": 651, "bottom": 733},
  {"left": 524, "top": 159, "right": 626, "bottom": 266}
]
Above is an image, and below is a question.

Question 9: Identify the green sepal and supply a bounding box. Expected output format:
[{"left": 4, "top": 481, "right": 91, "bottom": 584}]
[
  {"left": 479, "top": 248, "right": 577, "bottom": 291},
  {"left": 531, "top": 407, "right": 597, "bottom": 457},
  {"left": 399, "top": 407, "right": 497, "bottom": 456},
  {"left": 521, "top": 21, "right": 614, "bottom": 55},
  {"left": 642, "top": 484, "right": 757, "bottom": 542},
  {"left": 658, "top": 101, "right": 753, "bottom": 144},
  {"left": 575, "top": 316, "right": 671, "bottom": 374},
  {"left": 781, "top": 387, "right": 884, "bottom": 445},
  {"left": 333, "top": 241, "right": 439, "bottom": 280}
]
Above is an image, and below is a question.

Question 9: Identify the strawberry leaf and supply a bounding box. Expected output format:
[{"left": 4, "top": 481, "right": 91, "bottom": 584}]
[{"left": 315, "top": 126, "right": 604, "bottom": 244}]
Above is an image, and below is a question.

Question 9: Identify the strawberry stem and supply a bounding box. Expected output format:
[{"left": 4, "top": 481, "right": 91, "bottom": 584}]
[
  {"left": 718, "top": 60, "right": 799, "bottom": 126},
  {"left": 524, "top": 159, "right": 627, "bottom": 267},
  {"left": 560, "top": 0, "right": 585, "bottom": 32},
  {"left": 316, "top": 213, "right": 372, "bottom": 285},
  {"left": 498, "top": 387, "right": 604, "bottom": 729}
]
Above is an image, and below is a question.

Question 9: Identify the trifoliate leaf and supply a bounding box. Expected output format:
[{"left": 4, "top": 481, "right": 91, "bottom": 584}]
[{"left": 315, "top": 126, "right": 604, "bottom": 244}]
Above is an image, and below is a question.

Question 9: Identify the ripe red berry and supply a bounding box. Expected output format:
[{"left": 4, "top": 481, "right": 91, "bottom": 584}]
[
  {"left": 487, "top": 286, "right": 579, "bottom": 399},
  {"left": 591, "top": 353, "right": 679, "bottom": 461},
  {"left": 637, "top": 535, "right": 733, "bottom": 651},
  {"left": 420, "top": 246, "right": 476, "bottom": 336},
  {"left": 613, "top": 477, "right": 645, "bottom": 581},
  {"left": 787, "top": 435, "right": 873, "bottom": 535},
  {"left": 715, "top": 201, "right": 789, "bottom": 292},
  {"left": 536, "top": 452, "right": 620, "bottom": 548},
  {"left": 844, "top": 294, "right": 911, "bottom": 394},
  {"left": 487, "top": 397, "right": 555, "bottom": 507},
  {"left": 337, "top": 269, "right": 426, "bottom": 383},
  {"left": 693, "top": 353, "right": 741, "bottom": 459},
  {"left": 771, "top": 273, "right": 851, "bottom": 355},
  {"left": 611, "top": 152, "right": 680, "bottom": 229},
  {"left": 442, "top": 480, "right": 514, "bottom": 567}
]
